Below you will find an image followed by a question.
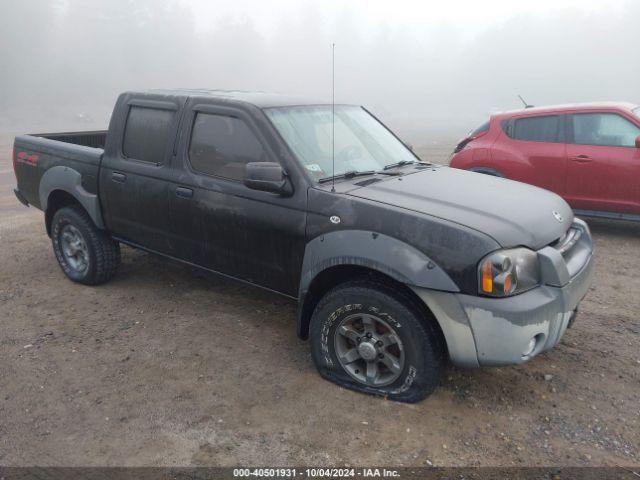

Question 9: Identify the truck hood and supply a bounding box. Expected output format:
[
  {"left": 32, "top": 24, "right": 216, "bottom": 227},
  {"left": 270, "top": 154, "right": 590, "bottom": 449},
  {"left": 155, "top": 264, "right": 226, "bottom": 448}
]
[{"left": 348, "top": 166, "right": 573, "bottom": 250}]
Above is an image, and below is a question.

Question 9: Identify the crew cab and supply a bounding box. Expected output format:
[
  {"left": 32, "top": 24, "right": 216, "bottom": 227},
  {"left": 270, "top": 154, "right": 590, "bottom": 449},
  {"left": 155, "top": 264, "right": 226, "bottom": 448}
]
[
  {"left": 450, "top": 102, "right": 640, "bottom": 221},
  {"left": 13, "top": 90, "right": 594, "bottom": 402}
]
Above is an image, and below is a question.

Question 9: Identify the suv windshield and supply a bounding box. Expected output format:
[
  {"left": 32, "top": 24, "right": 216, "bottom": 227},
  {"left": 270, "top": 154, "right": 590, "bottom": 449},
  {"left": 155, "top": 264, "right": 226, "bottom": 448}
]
[{"left": 265, "top": 105, "right": 417, "bottom": 181}]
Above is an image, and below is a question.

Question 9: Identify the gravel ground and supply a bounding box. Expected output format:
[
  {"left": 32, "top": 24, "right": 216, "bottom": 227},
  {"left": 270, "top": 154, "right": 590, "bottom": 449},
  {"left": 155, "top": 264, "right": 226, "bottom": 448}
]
[{"left": 0, "top": 135, "right": 639, "bottom": 467}]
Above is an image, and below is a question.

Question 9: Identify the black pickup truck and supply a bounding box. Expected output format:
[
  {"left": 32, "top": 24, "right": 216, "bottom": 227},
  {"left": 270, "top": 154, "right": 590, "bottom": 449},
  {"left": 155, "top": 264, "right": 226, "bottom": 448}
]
[{"left": 13, "top": 89, "right": 595, "bottom": 402}]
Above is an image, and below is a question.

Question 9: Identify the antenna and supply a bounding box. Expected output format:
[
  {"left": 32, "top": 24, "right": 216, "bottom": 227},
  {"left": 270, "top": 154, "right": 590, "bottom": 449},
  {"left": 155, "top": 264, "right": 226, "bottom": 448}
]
[
  {"left": 518, "top": 94, "right": 534, "bottom": 109},
  {"left": 331, "top": 42, "right": 336, "bottom": 193}
]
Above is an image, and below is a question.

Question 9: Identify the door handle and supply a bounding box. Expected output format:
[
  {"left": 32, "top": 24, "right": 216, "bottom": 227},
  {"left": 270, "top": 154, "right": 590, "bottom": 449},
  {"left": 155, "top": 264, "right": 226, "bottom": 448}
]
[
  {"left": 111, "top": 172, "right": 127, "bottom": 183},
  {"left": 175, "top": 187, "right": 194, "bottom": 199},
  {"left": 571, "top": 155, "right": 593, "bottom": 163}
]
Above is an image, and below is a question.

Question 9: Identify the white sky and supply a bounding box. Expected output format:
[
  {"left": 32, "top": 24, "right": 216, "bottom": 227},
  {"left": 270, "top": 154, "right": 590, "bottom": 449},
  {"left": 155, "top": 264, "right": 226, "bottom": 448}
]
[{"left": 182, "top": 0, "right": 623, "bottom": 39}]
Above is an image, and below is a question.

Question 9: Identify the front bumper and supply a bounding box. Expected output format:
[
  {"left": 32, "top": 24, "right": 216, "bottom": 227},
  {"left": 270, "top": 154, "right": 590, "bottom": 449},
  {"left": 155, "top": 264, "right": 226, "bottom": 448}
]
[
  {"left": 456, "top": 250, "right": 593, "bottom": 366},
  {"left": 412, "top": 219, "right": 595, "bottom": 367}
]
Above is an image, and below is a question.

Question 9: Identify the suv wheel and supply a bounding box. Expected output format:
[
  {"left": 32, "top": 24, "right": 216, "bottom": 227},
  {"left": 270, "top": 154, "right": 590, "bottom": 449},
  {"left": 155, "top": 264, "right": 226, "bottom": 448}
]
[
  {"left": 309, "top": 279, "right": 445, "bottom": 403},
  {"left": 51, "top": 205, "right": 120, "bottom": 285}
]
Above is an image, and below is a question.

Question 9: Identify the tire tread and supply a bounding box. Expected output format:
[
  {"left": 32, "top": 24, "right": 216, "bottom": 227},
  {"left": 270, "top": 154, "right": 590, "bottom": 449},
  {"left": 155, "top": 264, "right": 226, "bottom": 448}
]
[
  {"left": 52, "top": 205, "right": 120, "bottom": 285},
  {"left": 310, "top": 277, "right": 446, "bottom": 403}
]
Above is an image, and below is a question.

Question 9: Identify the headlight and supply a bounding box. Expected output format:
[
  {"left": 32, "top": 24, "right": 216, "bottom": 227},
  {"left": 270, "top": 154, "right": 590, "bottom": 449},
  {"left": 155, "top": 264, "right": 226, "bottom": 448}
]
[{"left": 478, "top": 247, "right": 539, "bottom": 297}]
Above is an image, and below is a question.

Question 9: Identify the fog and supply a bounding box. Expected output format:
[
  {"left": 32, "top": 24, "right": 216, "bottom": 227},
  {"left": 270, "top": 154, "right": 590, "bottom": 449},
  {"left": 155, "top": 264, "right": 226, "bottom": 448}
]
[{"left": 1, "top": 0, "right": 638, "bottom": 143}]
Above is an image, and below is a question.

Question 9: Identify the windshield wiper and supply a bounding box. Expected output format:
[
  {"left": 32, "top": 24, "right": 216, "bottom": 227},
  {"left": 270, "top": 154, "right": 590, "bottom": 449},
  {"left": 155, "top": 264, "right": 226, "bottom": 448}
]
[
  {"left": 382, "top": 160, "right": 422, "bottom": 170},
  {"left": 318, "top": 169, "right": 404, "bottom": 184},
  {"left": 318, "top": 170, "right": 376, "bottom": 183}
]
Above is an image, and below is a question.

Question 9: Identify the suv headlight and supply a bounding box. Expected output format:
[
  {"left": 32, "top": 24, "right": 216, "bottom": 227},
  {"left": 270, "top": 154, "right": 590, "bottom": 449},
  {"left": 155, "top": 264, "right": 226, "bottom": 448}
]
[{"left": 478, "top": 247, "right": 539, "bottom": 297}]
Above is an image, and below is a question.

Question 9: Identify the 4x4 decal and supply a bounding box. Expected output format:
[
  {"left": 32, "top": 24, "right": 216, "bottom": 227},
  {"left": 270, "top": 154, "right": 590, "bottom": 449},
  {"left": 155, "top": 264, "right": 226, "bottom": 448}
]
[{"left": 16, "top": 151, "right": 39, "bottom": 166}]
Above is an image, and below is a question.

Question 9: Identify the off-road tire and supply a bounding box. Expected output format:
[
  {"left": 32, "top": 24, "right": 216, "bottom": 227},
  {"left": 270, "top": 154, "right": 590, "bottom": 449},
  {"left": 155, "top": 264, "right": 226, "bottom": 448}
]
[
  {"left": 309, "top": 278, "right": 445, "bottom": 403},
  {"left": 51, "top": 205, "right": 120, "bottom": 285}
]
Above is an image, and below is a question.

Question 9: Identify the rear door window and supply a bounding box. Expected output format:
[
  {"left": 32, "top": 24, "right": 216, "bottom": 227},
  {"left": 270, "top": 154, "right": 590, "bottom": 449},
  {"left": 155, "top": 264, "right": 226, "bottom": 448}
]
[
  {"left": 188, "top": 113, "right": 268, "bottom": 181},
  {"left": 571, "top": 113, "right": 640, "bottom": 147},
  {"left": 511, "top": 115, "right": 560, "bottom": 143},
  {"left": 123, "top": 106, "right": 175, "bottom": 163}
]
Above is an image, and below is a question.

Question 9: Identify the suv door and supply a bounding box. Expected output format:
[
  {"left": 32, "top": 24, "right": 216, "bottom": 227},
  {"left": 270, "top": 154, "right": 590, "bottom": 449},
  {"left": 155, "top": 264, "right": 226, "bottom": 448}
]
[
  {"left": 100, "top": 95, "right": 184, "bottom": 253},
  {"left": 565, "top": 111, "right": 640, "bottom": 214},
  {"left": 168, "top": 101, "right": 307, "bottom": 297},
  {"left": 500, "top": 114, "right": 567, "bottom": 195}
]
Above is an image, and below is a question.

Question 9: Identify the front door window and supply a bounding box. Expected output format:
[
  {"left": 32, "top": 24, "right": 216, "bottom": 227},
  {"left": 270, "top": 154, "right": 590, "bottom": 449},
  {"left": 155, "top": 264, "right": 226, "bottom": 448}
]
[{"left": 571, "top": 113, "right": 640, "bottom": 147}]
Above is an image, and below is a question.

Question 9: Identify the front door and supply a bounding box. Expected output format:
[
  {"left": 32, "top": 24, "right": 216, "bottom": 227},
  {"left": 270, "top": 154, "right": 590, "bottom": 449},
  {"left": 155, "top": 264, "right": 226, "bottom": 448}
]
[
  {"left": 167, "top": 102, "right": 307, "bottom": 296},
  {"left": 565, "top": 112, "right": 640, "bottom": 214}
]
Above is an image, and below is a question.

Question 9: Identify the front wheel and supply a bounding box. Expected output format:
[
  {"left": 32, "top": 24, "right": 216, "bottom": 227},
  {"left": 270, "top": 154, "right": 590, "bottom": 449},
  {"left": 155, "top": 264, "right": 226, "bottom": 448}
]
[
  {"left": 51, "top": 205, "right": 120, "bottom": 285},
  {"left": 309, "top": 279, "right": 445, "bottom": 403}
]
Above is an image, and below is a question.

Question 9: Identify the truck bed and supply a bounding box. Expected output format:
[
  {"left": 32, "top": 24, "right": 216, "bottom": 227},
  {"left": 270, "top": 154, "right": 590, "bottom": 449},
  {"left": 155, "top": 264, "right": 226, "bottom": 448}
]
[
  {"left": 13, "top": 131, "right": 105, "bottom": 211},
  {"left": 31, "top": 130, "right": 107, "bottom": 149}
]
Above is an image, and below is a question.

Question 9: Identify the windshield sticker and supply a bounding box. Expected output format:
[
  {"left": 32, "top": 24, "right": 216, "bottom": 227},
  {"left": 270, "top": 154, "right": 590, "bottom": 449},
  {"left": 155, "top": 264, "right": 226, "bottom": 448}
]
[{"left": 305, "top": 164, "right": 324, "bottom": 173}]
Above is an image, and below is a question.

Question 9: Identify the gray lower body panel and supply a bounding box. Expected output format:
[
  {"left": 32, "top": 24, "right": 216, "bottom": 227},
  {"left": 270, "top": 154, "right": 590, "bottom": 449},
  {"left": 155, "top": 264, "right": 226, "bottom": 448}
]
[{"left": 411, "top": 251, "right": 595, "bottom": 367}]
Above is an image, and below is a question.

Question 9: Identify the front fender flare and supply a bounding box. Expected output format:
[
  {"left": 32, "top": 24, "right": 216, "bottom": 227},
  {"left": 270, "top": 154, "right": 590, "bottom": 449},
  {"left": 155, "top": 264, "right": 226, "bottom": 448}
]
[
  {"left": 300, "top": 230, "right": 459, "bottom": 295},
  {"left": 297, "top": 230, "right": 460, "bottom": 337},
  {"left": 39, "top": 165, "right": 105, "bottom": 229}
]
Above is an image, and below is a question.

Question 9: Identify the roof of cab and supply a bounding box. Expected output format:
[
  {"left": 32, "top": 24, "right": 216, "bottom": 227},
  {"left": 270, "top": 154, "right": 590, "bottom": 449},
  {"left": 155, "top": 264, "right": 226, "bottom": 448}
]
[
  {"left": 145, "top": 89, "right": 329, "bottom": 108},
  {"left": 495, "top": 102, "right": 638, "bottom": 119}
]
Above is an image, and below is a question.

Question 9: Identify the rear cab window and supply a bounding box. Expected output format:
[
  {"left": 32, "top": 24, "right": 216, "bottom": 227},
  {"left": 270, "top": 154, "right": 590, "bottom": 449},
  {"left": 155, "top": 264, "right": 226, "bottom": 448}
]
[{"left": 123, "top": 106, "right": 175, "bottom": 163}]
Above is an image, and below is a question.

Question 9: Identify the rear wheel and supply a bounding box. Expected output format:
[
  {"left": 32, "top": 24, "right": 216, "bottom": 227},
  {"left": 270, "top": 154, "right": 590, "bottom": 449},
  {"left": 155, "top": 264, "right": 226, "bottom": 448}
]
[
  {"left": 51, "top": 205, "right": 120, "bottom": 285},
  {"left": 309, "top": 279, "right": 445, "bottom": 403}
]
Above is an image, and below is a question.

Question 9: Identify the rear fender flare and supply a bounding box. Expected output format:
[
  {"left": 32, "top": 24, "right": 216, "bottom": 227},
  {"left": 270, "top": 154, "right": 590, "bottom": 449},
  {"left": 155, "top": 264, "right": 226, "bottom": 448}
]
[{"left": 39, "top": 166, "right": 105, "bottom": 229}]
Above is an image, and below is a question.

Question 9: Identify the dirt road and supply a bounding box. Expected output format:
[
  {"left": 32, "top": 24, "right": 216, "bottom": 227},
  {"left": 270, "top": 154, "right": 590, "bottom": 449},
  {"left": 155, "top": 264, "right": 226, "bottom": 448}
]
[{"left": 1, "top": 137, "right": 639, "bottom": 467}]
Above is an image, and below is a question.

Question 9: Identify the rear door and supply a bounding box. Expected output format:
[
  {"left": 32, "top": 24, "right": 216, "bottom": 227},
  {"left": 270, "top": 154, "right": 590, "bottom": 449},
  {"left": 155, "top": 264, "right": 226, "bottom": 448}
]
[
  {"left": 100, "top": 95, "right": 184, "bottom": 253},
  {"left": 565, "top": 111, "right": 640, "bottom": 214},
  {"left": 501, "top": 114, "right": 567, "bottom": 195},
  {"left": 167, "top": 101, "right": 308, "bottom": 296}
]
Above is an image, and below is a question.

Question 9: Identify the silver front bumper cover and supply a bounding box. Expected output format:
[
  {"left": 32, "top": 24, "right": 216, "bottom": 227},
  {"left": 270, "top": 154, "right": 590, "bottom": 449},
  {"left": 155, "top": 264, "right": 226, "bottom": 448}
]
[{"left": 411, "top": 220, "right": 595, "bottom": 368}]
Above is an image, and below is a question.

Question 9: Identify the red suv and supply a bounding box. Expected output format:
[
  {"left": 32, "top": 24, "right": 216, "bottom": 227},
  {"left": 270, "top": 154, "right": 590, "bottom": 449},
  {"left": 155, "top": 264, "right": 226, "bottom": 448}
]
[{"left": 450, "top": 103, "right": 640, "bottom": 220}]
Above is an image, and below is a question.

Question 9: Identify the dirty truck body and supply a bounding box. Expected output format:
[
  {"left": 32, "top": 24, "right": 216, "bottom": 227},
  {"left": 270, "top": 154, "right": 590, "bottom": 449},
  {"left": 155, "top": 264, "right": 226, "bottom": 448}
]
[{"left": 13, "top": 90, "right": 595, "bottom": 402}]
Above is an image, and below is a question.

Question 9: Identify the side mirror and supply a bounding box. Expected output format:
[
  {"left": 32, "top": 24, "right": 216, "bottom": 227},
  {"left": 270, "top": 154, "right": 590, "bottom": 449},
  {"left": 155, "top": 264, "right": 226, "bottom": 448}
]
[
  {"left": 636, "top": 135, "right": 640, "bottom": 149},
  {"left": 244, "top": 162, "right": 293, "bottom": 196}
]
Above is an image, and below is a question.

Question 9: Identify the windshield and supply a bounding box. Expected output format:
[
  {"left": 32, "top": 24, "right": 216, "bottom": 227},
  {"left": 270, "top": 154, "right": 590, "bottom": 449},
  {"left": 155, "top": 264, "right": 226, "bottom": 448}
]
[
  {"left": 634, "top": 106, "right": 640, "bottom": 119},
  {"left": 265, "top": 105, "right": 417, "bottom": 181}
]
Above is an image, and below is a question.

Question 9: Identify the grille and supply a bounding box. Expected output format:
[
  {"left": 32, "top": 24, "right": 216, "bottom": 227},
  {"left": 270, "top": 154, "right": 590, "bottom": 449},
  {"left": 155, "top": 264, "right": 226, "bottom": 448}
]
[
  {"left": 550, "top": 225, "right": 591, "bottom": 278},
  {"left": 551, "top": 227, "right": 582, "bottom": 256}
]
